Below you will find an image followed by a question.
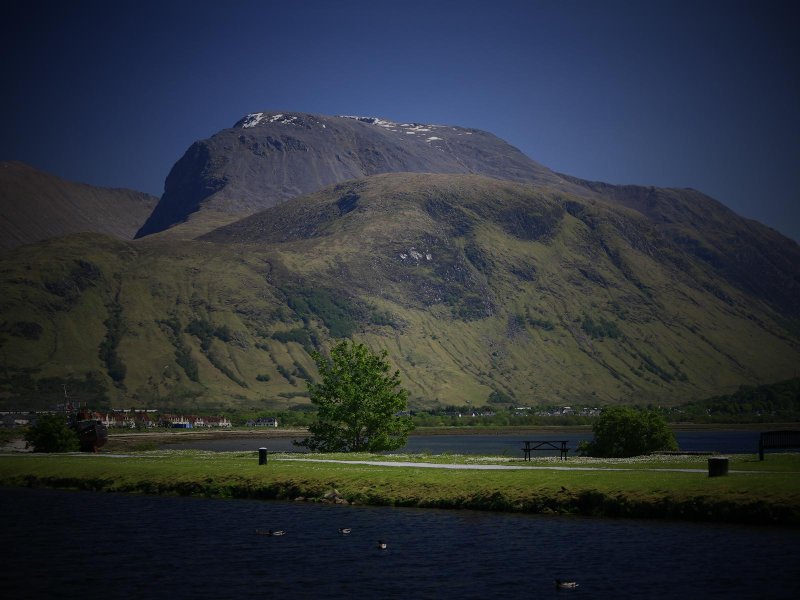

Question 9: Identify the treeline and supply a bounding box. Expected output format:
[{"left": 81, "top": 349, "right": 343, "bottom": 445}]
[
  {"left": 410, "top": 408, "right": 594, "bottom": 428},
  {"left": 229, "top": 406, "right": 317, "bottom": 428},
  {"left": 236, "top": 377, "right": 800, "bottom": 429},
  {"left": 135, "top": 378, "right": 800, "bottom": 430},
  {"left": 228, "top": 405, "right": 594, "bottom": 429},
  {"left": 667, "top": 377, "right": 800, "bottom": 423}
]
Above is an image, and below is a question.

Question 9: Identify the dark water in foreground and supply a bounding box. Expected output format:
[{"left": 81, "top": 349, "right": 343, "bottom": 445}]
[
  {"left": 164, "top": 430, "right": 762, "bottom": 455},
  {"left": 2, "top": 487, "right": 798, "bottom": 600}
]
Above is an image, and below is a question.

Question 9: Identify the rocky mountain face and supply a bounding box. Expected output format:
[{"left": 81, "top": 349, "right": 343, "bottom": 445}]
[
  {"left": 1, "top": 112, "right": 798, "bottom": 411},
  {"left": 135, "top": 112, "right": 587, "bottom": 238},
  {"left": 0, "top": 161, "right": 158, "bottom": 250}
]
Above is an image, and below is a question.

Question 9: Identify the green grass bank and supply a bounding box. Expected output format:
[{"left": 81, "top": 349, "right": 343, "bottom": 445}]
[{"left": 1, "top": 451, "right": 799, "bottom": 527}]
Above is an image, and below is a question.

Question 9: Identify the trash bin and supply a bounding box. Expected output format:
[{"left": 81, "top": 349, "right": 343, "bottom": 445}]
[
  {"left": 708, "top": 456, "right": 728, "bottom": 477},
  {"left": 258, "top": 447, "right": 268, "bottom": 465}
]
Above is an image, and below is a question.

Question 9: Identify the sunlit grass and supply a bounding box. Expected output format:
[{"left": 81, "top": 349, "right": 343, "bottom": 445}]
[{"left": 1, "top": 450, "right": 798, "bottom": 525}]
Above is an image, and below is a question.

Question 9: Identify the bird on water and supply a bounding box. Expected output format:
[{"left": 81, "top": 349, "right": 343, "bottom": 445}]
[
  {"left": 377, "top": 540, "right": 388, "bottom": 549},
  {"left": 555, "top": 579, "right": 578, "bottom": 589},
  {"left": 339, "top": 528, "right": 352, "bottom": 534},
  {"left": 256, "top": 529, "right": 286, "bottom": 536}
]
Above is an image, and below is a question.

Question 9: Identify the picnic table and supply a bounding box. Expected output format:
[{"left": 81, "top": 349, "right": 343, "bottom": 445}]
[{"left": 522, "top": 440, "right": 569, "bottom": 460}]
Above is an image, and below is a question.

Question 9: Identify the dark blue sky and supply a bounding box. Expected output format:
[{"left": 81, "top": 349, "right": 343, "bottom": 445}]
[{"left": 2, "top": 0, "right": 798, "bottom": 241}]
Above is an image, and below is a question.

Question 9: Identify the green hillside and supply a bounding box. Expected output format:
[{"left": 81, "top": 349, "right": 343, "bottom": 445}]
[{"left": 1, "top": 174, "right": 797, "bottom": 411}]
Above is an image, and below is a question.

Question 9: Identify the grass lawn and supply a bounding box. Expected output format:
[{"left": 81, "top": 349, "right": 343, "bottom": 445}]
[{"left": 1, "top": 450, "right": 798, "bottom": 526}]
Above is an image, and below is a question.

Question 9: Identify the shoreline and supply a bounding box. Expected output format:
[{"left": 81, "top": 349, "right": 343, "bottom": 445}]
[
  {"left": 109, "top": 427, "right": 307, "bottom": 441},
  {"left": 1, "top": 451, "right": 798, "bottom": 527},
  {"left": 106, "top": 421, "right": 795, "bottom": 439},
  {"left": 101, "top": 422, "right": 788, "bottom": 451}
]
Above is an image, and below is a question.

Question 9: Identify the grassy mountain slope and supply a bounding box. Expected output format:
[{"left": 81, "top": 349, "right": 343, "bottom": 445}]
[
  {"left": 2, "top": 174, "right": 797, "bottom": 411},
  {"left": 559, "top": 174, "right": 800, "bottom": 319},
  {"left": 0, "top": 161, "right": 158, "bottom": 250}
]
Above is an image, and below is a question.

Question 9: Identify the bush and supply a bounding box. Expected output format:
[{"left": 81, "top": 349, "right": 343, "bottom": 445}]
[
  {"left": 579, "top": 406, "right": 677, "bottom": 457},
  {"left": 24, "top": 414, "right": 79, "bottom": 453},
  {"left": 581, "top": 315, "right": 621, "bottom": 339},
  {"left": 284, "top": 287, "right": 358, "bottom": 338},
  {"left": 185, "top": 319, "right": 216, "bottom": 351},
  {"left": 271, "top": 328, "right": 312, "bottom": 348},
  {"left": 10, "top": 321, "right": 43, "bottom": 340},
  {"left": 488, "top": 390, "right": 514, "bottom": 404},
  {"left": 99, "top": 301, "right": 126, "bottom": 383},
  {"left": 276, "top": 365, "right": 296, "bottom": 384},
  {"left": 159, "top": 317, "right": 199, "bottom": 382}
]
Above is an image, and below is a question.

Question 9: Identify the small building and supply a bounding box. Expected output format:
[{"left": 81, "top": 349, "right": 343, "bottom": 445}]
[
  {"left": 188, "top": 416, "right": 205, "bottom": 428},
  {"left": 161, "top": 414, "right": 193, "bottom": 429},
  {"left": 0, "top": 412, "right": 32, "bottom": 428},
  {"left": 204, "top": 416, "right": 232, "bottom": 428}
]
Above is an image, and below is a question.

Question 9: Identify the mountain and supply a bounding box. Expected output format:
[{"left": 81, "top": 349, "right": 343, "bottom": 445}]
[
  {"left": 0, "top": 161, "right": 158, "bottom": 250},
  {"left": 1, "top": 112, "right": 798, "bottom": 412},
  {"left": 136, "top": 111, "right": 799, "bottom": 322},
  {"left": 135, "top": 112, "right": 588, "bottom": 238},
  {"left": 1, "top": 170, "right": 797, "bottom": 412}
]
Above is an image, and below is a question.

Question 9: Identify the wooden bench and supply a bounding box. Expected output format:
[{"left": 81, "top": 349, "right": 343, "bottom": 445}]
[
  {"left": 522, "top": 440, "right": 569, "bottom": 461},
  {"left": 759, "top": 430, "right": 800, "bottom": 460}
]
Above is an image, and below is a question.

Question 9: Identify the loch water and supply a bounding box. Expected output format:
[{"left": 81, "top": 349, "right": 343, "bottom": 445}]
[
  {"left": 2, "top": 487, "right": 799, "bottom": 600},
  {"left": 163, "top": 429, "right": 762, "bottom": 455}
]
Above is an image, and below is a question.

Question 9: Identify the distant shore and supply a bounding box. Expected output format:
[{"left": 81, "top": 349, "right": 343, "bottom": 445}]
[
  {"left": 97, "top": 422, "right": 796, "bottom": 451},
  {"left": 3, "top": 422, "right": 796, "bottom": 453},
  {"left": 410, "top": 422, "right": 797, "bottom": 435}
]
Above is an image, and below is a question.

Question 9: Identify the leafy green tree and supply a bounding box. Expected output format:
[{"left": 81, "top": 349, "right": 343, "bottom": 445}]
[
  {"left": 24, "top": 414, "right": 79, "bottom": 453},
  {"left": 579, "top": 406, "right": 677, "bottom": 457},
  {"left": 298, "top": 340, "right": 414, "bottom": 452}
]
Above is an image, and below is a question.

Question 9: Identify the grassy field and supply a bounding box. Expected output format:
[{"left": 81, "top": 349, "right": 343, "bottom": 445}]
[{"left": 1, "top": 450, "right": 798, "bottom": 527}]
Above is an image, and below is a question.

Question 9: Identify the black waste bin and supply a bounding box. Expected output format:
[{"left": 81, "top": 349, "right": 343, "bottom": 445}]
[
  {"left": 259, "top": 447, "right": 268, "bottom": 465},
  {"left": 708, "top": 456, "right": 728, "bottom": 477}
]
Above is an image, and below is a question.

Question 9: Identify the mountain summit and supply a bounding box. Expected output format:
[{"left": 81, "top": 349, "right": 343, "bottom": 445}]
[{"left": 134, "top": 111, "right": 583, "bottom": 238}]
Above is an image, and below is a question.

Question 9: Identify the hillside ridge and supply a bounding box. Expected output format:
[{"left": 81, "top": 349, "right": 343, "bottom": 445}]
[{"left": 1, "top": 161, "right": 158, "bottom": 251}]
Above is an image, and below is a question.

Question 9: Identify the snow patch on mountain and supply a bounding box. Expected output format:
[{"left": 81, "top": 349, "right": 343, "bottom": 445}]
[
  {"left": 241, "top": 113, "right": 266, "bottom": 128},
  {"left": 339, "top": 116, "right": 443, "bottom": 135},
  {"left": 399, "top": 247, "right": 432, "bottom": 262},
  {"left": 240, "top": 112, "right": 303, "bottom": 128},
  {"left": 340, "top": 115, "right": 398, "bottom": 130}
]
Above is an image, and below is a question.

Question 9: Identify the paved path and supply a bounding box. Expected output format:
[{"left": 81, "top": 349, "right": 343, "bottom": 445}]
[
  {"left": 1, "top": 453, "right": 776, "bottom": 474},
  {"left": 279, "top": 457, "right": 738, "bottom": 474}
]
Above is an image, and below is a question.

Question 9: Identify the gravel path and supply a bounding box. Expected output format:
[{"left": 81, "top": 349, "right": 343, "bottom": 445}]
[
  {"left": 0, "top": 452, "right": 774, "bottom": 474},
  {"left": 279, "top": 457, "right": 725, "bottom": 473}
]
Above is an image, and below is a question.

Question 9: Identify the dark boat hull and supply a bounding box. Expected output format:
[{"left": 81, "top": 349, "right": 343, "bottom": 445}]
[{"left": 73, "top": 419, "right": 108, "bottom": 452}]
